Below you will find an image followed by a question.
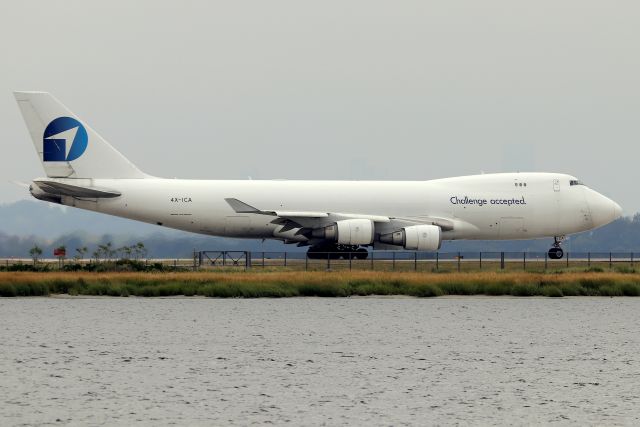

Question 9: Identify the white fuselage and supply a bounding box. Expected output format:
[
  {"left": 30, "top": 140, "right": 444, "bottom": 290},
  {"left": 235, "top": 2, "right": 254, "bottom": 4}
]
[
  {"left": 49, "top": 172, "right": 621, "bottom": 244},
  {"left": 15, "top": 92, "right": 621, "bottom": 249}
]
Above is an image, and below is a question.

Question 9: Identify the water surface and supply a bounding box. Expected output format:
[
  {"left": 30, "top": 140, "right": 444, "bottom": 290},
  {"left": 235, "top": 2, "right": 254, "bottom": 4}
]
[{"left": 1, "top": 297, "right": 639, "bottom": 425}]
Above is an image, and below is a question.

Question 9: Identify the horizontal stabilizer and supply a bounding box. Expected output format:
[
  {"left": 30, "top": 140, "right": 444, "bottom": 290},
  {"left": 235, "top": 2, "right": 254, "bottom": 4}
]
[{"left": 33, "top": 179, "right": 121, "bottom": 199}]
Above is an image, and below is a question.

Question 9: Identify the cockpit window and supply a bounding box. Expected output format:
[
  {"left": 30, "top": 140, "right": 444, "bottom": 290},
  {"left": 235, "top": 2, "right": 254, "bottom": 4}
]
[{"left": 570, "top": 180, "right": 584, "bottom": 186}]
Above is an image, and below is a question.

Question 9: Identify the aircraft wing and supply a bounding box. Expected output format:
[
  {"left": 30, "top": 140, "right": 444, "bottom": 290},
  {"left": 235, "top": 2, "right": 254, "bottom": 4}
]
[
  {"left": 226, "top": 197, "right": 329, "bottom": 218},
  {"left": 224, "top": 198, "right": 454, "bottom": 233},
  {"left": 225, "top": 198, "right": 389, "bottom": 221}
]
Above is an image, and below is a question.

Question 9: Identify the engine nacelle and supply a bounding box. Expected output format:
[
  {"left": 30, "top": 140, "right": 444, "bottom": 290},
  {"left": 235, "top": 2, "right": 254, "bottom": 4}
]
[
  {"left": 311, "top": 219, "right": 375, "bottom": 245},
  {"left": 379, "top": 224, "right": 442, "bottom": 251}
]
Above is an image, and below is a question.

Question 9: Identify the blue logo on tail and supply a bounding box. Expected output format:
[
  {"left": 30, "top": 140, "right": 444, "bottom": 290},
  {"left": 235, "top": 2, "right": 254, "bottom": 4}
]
[{"left": 43, "top": 117, "right": 88, "bottom": 162}]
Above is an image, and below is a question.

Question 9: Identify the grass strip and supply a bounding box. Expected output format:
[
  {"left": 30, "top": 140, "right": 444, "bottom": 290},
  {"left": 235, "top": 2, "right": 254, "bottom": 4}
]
[{"left": 1, "top": 271, "right": 640, "bottom": 298}]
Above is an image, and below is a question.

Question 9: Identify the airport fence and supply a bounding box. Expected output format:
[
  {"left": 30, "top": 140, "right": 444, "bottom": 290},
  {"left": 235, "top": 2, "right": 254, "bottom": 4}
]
[
  {"left": 2, "top": 251, "right": 637, "bottom": 272},
  {"left": 196, "top": 251, "right": 640, "bottom": 272}
]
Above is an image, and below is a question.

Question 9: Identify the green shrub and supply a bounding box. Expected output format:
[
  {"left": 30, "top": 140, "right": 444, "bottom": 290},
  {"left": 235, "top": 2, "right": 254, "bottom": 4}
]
[
  {"left": 558, "top": 283, "right": 583, "bottom": 296},
  {"left": 200, "top": 283, "right": 237, "bottom": 298},
  {"left": 482, "top": 281, "right": 513, "bottom": 296},
  {"left": 543, "top": 286, "right": 563, "bottom": 297},
  {"left": 510, "top": 283, "right": 540, "bottom": 296},
  {"left": 298, "top": 283, "right": 347, "bottom": 297},
  {"left": 620, "top": 283, "right": 640, "bottom": 296},
  {"left": 407, "top": 284, "right": 443, "bottom": 297},
  {"left": 349, "top": 283, "right": 395, "bottom": 296},
  {"left": 0, "top": 284, "right": 17, "bottom": 297},
  {"left": 83, "top": 282, "right": 113, "bottom": 296},
  {"left": 47, "top": 279, "right": 74, "bottom": 294},
  {"left": 0, "top": 283, "right": 49, "bottom": 296},
  {"left": 438, "top": 281, "right": 478, "bottom": 295},
  {"left": 181, "top": 284, "right": 197, "bottom": 297},
  {"left": 580, "top": 277, "right": 614, "bottom": 289},
  {"left": 599, "top": 285, "right": 623, "bottom": 297}
]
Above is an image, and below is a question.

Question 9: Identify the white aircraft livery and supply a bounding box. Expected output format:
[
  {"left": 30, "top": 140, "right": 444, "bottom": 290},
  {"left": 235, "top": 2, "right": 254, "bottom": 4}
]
[{"left": 14, "top": 92, "right": 622, "bottom": 259}]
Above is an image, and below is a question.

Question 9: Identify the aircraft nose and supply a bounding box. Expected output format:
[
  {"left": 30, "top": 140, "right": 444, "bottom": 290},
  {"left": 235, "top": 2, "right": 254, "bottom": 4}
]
[
  {"left": 613, "top": 201, "right": 623, "bottom": 219},
  {"left": 585, "top": 188, "right": 622, "bottom": 228}
]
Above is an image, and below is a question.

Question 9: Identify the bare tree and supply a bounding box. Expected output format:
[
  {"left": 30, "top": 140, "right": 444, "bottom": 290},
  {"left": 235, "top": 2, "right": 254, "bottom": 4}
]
[
  {"left": 119, "top": 245, "right": 132, "bottom": 260},
  {"left": 97, "top": 242, "right": 115, "bottom": 262},
  {"left": 29, "top": 245, "right": 43, "bottom": 265},
  {"left": 133, "top": 242, "right": 147, "bottom": 260},
  {"left": 106, "top": 242, "right": 116, "bottom": 261},
  {"left": 75, "top": 246, "right": 88, "bottom": 262}
]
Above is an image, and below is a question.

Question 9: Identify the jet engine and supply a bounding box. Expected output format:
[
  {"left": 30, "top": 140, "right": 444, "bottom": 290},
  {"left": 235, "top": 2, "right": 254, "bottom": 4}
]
[
  {"left": 379, "top": 224, "right": 442, "bottom": 251},
  {"left": 311, "top": 219, "right": 375, "bottom": 245}
]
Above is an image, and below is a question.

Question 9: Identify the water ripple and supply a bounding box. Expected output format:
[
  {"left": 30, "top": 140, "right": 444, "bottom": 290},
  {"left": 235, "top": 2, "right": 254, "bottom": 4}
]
[{"left": 0, "top": 297, "right": 639, "bottom": 425}]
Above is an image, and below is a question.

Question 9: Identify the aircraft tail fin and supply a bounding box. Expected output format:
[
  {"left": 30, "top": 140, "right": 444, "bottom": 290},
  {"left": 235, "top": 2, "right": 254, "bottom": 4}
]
[{"left": 14, "top": 91, "right": 147, "bottom": 179}]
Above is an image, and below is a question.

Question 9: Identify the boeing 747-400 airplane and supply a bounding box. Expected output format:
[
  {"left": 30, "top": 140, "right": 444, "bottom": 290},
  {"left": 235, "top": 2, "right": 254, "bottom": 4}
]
[{"left": 14, "top": 92, "right": 622, "bottom": 259}]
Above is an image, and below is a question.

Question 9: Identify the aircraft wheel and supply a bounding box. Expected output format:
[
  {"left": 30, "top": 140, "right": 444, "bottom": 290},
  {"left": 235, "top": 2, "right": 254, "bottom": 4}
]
[
  {"left": 548, "top": 247, "right": 564, "bottom": 259},
  {"left": 354, "top": 248, "right": 369, "bottom": 260}
]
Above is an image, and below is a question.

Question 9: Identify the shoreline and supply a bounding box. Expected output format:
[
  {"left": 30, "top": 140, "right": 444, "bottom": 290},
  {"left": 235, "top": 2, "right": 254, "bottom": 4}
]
[{"left": 39, "top": 294, "right": 627, "bottom": 299}]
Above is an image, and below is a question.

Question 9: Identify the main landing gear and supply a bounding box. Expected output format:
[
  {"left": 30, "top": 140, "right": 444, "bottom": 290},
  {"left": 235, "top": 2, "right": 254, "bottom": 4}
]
[
  {"left": 548, "top": 236, "right": 565, "bottom": 260},
  {"left": 307, "top": 243, "right": 369, "bottom": 260}
]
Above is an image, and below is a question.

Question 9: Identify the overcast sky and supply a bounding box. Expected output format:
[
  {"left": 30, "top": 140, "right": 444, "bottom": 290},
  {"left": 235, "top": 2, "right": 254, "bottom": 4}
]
[{"left": 1, "top": 1, "right": 638, "bottom": 212}]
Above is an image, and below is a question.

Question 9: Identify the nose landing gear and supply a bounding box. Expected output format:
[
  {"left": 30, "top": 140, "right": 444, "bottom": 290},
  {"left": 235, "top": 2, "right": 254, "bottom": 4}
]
[{"left": 548, "top": 236, "right": 565, "bottom": 259}]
